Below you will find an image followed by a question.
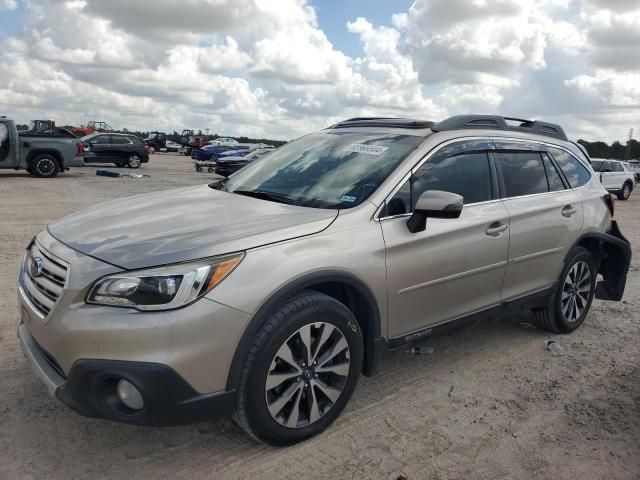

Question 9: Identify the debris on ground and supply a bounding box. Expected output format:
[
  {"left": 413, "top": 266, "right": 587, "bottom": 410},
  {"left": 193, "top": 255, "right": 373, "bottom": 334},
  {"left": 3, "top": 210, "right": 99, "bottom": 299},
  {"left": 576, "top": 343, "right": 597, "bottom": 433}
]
[
  {"left": 96, "top": 170, "right": 149, "bottom": 178},
  {"left": 545, "top": 339, "right": 563, "bottom": 355},
  {"left": 405, "top": 346, "right": 434, "bottom": 355}
]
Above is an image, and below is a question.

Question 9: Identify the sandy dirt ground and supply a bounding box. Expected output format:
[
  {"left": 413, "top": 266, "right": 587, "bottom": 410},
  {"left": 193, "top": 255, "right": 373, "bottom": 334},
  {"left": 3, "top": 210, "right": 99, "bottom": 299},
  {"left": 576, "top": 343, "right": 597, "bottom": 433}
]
[{"left": 1, "top": 154, "right": 639, "bottom": 480}]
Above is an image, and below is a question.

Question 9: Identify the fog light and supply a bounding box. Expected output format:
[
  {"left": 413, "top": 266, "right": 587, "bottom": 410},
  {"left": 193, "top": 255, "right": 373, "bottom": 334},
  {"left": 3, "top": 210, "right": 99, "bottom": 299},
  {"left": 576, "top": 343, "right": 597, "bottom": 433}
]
[{"left": 116, "top": 379, "right": 144, "bottom": 410}]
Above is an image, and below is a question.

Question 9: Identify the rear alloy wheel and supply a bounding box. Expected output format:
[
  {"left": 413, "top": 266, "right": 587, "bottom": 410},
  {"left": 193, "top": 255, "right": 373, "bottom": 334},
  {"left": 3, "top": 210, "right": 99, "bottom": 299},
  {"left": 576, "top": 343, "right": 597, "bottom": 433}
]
[
  {"left": 30, "top": 154, "right": 60, "bottom": 178},
  {"left": 618, "top": 182, "right": 632, "bottom": 201},
  {"left": 234, "top": 291, "right": 363, "bottom": 445},
  {"left": 560, "top": 260, "right": 592, "bottom": 324},
  {"left": 127, "top": 154, "right": 142, "bottom": 169},
  {"left": 533, "top": 247, "right": 596, "bottom": 333}
]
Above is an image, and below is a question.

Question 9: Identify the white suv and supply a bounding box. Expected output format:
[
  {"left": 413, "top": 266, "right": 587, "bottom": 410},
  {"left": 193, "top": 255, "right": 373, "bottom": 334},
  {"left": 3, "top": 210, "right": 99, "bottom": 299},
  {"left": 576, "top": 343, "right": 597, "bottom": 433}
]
[{"left": 591, "top": 159, "right": 635, "bottom": 200}]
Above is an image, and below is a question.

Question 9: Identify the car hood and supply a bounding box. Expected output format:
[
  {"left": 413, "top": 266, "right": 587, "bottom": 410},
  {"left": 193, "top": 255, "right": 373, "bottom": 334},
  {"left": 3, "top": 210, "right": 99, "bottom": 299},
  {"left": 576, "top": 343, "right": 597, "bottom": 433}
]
[{"left": 48, "top": 184, "right": 338, "bottom": 269}]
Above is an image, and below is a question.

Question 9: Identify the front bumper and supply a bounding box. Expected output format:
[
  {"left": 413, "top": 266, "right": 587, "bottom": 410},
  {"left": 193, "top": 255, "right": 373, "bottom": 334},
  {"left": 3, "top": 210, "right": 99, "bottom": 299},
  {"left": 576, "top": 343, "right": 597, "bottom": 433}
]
[{"left": 18, "top": 324, "right": 236, "bottom": 426}]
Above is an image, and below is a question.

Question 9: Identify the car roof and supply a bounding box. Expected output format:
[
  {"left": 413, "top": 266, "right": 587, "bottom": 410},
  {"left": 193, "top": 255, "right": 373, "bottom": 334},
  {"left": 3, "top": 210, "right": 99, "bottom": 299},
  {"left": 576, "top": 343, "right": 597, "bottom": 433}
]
[{"left": 327, "top": 115, "right": 569, "bottom": 143}]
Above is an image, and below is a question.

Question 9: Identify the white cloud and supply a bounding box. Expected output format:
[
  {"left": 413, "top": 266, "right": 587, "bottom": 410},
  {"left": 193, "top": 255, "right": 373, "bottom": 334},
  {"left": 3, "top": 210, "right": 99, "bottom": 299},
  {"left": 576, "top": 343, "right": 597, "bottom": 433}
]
[
  {"left": 0, "top": 0, "right": 17, "bottom": 10},
  {"left": 0, "top": 0, "right": 637, "bottom": 142}
]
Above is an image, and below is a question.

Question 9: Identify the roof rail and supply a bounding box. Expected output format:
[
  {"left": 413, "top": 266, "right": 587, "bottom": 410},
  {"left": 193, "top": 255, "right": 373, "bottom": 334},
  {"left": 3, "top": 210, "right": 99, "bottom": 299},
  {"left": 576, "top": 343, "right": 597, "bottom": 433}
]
[
  {"left": 431, "top": 115, "right": 568, "bottom": 141},
  {"left": 330, "top": 118, "right": 435, "bottom": 130}
]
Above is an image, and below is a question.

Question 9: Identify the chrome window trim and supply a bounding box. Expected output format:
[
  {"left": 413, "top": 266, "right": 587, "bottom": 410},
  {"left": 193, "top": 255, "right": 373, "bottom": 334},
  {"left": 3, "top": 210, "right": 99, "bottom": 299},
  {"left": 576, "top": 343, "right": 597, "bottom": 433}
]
[{"left": 375, "top": 135, "right": 594, "bottom": 221}]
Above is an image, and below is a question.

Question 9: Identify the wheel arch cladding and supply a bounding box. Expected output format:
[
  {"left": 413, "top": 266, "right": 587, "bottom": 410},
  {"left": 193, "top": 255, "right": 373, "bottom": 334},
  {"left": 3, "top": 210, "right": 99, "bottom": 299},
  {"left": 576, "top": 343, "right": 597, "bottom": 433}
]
[
  {"left": 572, "top": 221, "right": 631, "bottom": 301},
  {"left": 226, "top": 271, "right": 383, "bottom": 391}
]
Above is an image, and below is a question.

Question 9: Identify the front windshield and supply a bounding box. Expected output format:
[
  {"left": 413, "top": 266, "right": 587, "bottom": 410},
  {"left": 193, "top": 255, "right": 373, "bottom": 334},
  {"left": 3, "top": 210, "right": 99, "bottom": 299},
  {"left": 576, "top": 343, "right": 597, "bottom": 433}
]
[{"left": 221, "top": 131, "right": 423, "bottom": 209}]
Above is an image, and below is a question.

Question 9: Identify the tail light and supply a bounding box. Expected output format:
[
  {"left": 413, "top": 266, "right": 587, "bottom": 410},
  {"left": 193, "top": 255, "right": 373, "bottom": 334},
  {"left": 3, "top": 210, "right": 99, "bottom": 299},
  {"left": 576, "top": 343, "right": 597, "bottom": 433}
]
[
  {"left": 603, "top": 193, "right": 615, "bottom": 217},
  {"left": 75, "top": 142, "right": 84, "bottom": 157}
]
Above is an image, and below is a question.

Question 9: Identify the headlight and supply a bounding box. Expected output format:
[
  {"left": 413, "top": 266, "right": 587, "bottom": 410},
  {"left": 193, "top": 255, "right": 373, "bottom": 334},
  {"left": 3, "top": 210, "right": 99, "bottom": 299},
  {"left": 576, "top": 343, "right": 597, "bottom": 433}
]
[{"left": 87, "top": 254, "right": 243, "bottom": 311}]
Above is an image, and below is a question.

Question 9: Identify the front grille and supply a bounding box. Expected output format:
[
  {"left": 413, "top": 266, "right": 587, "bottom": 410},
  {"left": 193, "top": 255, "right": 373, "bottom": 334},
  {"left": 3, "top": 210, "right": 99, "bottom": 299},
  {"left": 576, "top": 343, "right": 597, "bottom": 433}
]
[{"left": 21, "top": 242, "right": 69, "bottom": 318}]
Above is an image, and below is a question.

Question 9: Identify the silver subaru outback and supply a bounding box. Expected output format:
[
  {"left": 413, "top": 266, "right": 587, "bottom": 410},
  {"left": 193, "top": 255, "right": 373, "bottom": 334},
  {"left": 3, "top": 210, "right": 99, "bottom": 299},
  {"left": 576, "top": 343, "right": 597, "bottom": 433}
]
[{"left": 17, "top": 115, "right": 631, "bottom": 445}]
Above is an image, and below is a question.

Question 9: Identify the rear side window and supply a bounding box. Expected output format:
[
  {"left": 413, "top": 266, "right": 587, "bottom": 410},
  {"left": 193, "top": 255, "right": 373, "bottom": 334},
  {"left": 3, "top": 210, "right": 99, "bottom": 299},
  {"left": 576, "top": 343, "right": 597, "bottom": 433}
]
[
  {"left": 612, "top": 162, "right": 623, "bottom": 172},
  {"left": 91, "top": 135, "right": 110, "bottom": 144},
  {"left": 496, "top": 152, "right": 548, "bottom": 197},
  {"left": 542, "top": 153, "right": 566, "bottom": 192},
  {"left": 549, "top": 148, "right": 591, "bottom": 188},
  {"left": 109, "top": 136, "right": 130, "bottom": 145}
]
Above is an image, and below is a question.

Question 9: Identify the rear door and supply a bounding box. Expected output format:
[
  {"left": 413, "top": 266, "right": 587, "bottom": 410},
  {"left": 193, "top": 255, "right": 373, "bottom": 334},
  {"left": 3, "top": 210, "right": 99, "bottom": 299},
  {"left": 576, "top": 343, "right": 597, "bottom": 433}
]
[
  {"left": 494, "top": 140, "right": 584, "bottom": 299},
  {"left": 381, "top": 139, "right": 510, "bottom": 338},
  {"left": 600, "top": 161, "right": 617, "bottom": 190},
  {"left": 610, "top": 162, "right": 627, "bottom": 190},
  {"left": 108, "top": 135, "right": 133, "bottom": 162}
]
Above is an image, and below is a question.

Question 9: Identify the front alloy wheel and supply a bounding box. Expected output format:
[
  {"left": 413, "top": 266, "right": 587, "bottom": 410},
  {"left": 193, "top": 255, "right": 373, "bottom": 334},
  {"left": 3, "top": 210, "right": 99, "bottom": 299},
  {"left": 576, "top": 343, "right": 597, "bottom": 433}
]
[
  {"left": 234, "top": 291, "right": 363, "bottom": 445},
  {"left": 265, "top": 322, "right": 350, "bottom": 428}
]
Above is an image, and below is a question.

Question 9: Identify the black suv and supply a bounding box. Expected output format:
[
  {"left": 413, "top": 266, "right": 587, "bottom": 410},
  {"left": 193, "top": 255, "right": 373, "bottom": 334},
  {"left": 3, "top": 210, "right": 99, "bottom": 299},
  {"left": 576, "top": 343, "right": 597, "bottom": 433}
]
[{"left": 82, "top": 133, "right": 149, "bottom": 168}]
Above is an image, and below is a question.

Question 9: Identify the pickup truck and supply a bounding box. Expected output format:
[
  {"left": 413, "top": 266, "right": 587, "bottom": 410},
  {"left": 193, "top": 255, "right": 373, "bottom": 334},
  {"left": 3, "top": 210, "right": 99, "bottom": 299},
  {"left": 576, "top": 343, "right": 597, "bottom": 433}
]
[{"left": 0, "top": 117, "right": 84, "bottom": 177}]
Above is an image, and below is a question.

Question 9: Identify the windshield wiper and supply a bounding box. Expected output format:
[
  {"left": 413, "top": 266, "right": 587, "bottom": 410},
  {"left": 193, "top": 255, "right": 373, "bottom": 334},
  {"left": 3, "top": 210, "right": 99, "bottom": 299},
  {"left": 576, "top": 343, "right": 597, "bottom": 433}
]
[{"left": 232, "top": 189, "right": 299, "bottom": 205}]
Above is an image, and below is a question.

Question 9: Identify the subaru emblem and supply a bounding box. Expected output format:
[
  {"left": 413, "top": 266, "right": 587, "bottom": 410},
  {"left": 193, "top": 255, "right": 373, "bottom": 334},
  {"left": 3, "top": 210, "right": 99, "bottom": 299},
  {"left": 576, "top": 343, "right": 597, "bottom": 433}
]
[{"left": 29, "top": 257, "right": 43, "bottom": 277}]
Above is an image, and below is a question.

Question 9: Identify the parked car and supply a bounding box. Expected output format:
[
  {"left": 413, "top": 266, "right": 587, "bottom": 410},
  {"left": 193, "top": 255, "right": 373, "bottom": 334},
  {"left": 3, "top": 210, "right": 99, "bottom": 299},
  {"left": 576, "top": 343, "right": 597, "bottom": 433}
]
[
  {"left": 629, "top": 161, "right": 640, "bottom": 183},
  {"left": 0, "top": 117, "right": 84, "bottom": 177},
  {"left": 17, "top": 115, "right": 631, "bottom": 446},
  {"left": 196, "top": 144, "right": 250, "bottom": 161},
  {"left": 208, "top": 137, "right": 238, "bottom": 146},
  {"left": 215, "top": 148, "right": 273, "bottom": 177},
  {"left": 591, "top": 159, "right": 635, "bottom": 200},
  {"left": 82, "top": 133, "right": 149, "bottom": 168},
  {"left": 163, "top": 140, "right": 181, "bottom": 152},
  {"left": 144, "top": 132, "right": 166, "bottom": 151}
]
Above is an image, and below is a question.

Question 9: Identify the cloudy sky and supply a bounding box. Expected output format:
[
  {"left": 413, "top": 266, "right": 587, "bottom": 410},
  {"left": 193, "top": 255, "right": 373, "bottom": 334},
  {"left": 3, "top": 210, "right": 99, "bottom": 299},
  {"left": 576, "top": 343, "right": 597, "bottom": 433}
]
[{"left": 0, "top": 0, "right": 638, "bottom": 141}]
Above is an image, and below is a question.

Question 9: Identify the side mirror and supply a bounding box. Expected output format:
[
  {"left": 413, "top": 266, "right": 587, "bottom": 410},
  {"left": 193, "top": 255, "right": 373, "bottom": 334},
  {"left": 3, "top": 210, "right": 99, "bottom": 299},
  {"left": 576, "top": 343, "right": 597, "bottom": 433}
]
[{"left": 407, "top": 190, "right": 463, "bottom": 233}]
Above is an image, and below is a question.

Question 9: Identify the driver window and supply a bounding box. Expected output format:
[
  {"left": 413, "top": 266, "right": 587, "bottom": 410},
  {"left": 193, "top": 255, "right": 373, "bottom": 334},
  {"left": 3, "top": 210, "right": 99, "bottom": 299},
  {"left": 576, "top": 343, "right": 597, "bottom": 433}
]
[{"left": 384, "top": 151, "right": 493, "bottom": 217}]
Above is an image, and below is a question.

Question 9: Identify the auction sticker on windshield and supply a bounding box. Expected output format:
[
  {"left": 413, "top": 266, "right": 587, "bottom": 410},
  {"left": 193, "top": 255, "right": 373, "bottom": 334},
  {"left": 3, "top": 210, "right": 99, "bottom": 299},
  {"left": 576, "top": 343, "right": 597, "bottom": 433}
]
[{"left": 345, "top": 144, "right": 389, "bottom": 156}]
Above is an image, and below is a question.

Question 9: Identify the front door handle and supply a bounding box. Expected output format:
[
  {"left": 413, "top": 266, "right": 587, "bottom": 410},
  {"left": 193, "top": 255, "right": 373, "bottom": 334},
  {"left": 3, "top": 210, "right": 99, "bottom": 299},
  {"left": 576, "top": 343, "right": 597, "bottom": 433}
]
[
  {"left": 486, "top": 222, "right": 508, "bottom": 237},
  {"left": 561, "top": 205, "right": 577, "bottom": 217}
]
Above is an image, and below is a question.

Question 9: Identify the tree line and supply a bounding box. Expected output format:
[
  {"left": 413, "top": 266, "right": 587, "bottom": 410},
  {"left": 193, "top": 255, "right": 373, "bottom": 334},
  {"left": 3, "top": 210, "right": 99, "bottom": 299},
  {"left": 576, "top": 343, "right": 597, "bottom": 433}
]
[{"left": 577, "top": 139, "right": 639, "bottom": 160}]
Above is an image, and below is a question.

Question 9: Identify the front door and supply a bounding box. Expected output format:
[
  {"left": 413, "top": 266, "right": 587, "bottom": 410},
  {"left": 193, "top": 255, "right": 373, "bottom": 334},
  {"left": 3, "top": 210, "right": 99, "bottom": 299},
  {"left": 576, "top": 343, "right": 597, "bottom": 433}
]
[
  {"left": 381, "top": 140, "right": 510, "bottom": 339},
  {"left": 87, "top": 134, "right": 111, "bottom": 162},
  {"left": 0, "top": 121, "right": 16, "bottom": 168}
]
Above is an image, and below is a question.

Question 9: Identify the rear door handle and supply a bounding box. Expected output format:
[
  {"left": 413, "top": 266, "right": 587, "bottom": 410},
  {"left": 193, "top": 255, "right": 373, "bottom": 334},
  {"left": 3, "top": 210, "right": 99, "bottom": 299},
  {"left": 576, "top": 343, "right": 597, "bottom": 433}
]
[
  {"left": 486, "top": 222, "right": 508, "bottom": 237},
  {"left": 561, "top": 205, "right": 577, "bottom": 217}
]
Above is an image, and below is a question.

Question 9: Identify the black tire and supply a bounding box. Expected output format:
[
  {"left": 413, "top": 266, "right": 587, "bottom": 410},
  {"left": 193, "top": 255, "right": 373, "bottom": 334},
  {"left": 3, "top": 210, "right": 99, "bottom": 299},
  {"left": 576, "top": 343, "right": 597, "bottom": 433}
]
[
  {"left": 234, "top": 291, "right": 363, "bottom": 446},
  {"left": 30, "top": 154, "right": 60, "bottom": 178},
  {"left": 127, "top": 154, "right": 142, "bottom": 169},
  {"left": 207, "top": 167, "right": 214, "bottom": 173},
  {"left": 617, "top": 181, "right": 632, "bottom": 201},
  {"left": 533, "top": 247, "right": 597, "bottom": 333},
  {"left": 196, "top": 165, "right": 203, "bottom": 172}
]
